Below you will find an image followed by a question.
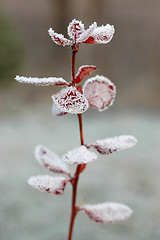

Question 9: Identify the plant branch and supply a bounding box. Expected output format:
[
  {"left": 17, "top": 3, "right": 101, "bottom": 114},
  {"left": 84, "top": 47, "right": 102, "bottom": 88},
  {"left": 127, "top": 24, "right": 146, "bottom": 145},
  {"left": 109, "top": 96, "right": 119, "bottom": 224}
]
[{"left": 68, "top": 47, "right": 84, "bottom": 240}]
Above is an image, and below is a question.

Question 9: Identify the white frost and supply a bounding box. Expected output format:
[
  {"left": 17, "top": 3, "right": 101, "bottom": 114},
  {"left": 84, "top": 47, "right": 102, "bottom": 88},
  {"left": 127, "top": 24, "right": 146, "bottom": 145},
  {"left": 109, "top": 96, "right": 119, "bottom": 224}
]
[
  {"left": 48, "top": 28, "right": 72, "bottom": 46},
  {"left": 15, "top": 76, "right": 68, "bottom": 86},
  {"left": 80, "top": 202, "right": 133, "bottom": 223},
  {"left": 28, "top": 175, "right": 67, "bottom": 195},
  {"left": 67, "top": 19, "right": 84, "bottom": 41},
  {"left": 91, "top": 135, "right": 137, "bottom": 154},
  {"left": 74, "top": 65, "right": 97, "bottom": 84},
  {"left": 77, "top": 22, "right": 97, "bottom": 44},
  {"left": 52, "top": 86, "right": 89, "bottom": 114},
  {"left": 35, "top": 145, "right": 70, "bottom": 176},
  {"left": 88, "top": 24, "right": 115, "bottom": 44},
  {"left": 83, "top": 75, "right": 116, "bottom": 111},
  {"left": 63, "top": 145, "right": 97, "bottom": 164}
]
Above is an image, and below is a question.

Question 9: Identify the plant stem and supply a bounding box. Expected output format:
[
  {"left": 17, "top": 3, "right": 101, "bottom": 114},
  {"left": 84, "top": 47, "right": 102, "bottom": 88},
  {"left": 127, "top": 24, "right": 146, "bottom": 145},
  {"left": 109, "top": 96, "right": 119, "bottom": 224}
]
[{"left": 68, "top": 47, "right": 84, "bottom": 240}]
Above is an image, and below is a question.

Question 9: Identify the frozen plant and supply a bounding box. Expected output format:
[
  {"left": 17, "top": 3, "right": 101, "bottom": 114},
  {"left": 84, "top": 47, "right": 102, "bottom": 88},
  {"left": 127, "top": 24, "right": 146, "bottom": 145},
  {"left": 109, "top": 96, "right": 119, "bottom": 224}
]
[{"left": 15, "top": 19, "right": 137, "bottom": 240}]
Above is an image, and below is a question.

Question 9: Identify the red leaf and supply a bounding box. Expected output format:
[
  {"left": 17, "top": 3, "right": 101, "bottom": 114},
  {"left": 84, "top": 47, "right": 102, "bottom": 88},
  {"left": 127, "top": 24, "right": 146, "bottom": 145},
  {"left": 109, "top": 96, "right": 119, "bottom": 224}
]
[
  {"left": 48, "top": 28, "right": 72, "bottom": 46},
  {"left": 28, "top": 175, "right": 68, "bottom": 195},
  {"left": 35, "top": 145, "right": 71, "bottom": 176},
  {"left": 84, "top": 24, "right": 115, "bottom": 44},
  {"left": 80, "top": 202, "right": 133, "bottom": 223},
  {"left": 83, "top": 75, "right": 116, "bottom": 111},
  {"left": 68, "top": 19, "right": 84, "bottom": 42},
  {"left": 15, "top": 76, "right": 69, "bottom": 86},
  {"left": 74, "top": 65, "right": 97, "bottom": 84},
  {"left": 52, "top": 86, "right": 89, "bottom": 114},
  {"left": 89, "top": 135, "right": 137, "bottom": 155}
]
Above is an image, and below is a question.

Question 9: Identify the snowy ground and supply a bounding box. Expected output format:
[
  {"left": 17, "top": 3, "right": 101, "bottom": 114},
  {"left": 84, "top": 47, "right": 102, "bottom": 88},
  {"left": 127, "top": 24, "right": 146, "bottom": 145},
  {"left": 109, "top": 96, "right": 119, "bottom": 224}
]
[{"left": 1, "top": 104, "right": 160, "bottom": 240}]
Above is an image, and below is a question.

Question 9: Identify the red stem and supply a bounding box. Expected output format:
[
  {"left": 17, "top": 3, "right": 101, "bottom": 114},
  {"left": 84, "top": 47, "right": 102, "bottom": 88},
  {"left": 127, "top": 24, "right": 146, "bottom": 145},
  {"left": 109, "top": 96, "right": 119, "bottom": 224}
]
[{"left": 68, "top": 47, "right": 84, "bottom": 240}]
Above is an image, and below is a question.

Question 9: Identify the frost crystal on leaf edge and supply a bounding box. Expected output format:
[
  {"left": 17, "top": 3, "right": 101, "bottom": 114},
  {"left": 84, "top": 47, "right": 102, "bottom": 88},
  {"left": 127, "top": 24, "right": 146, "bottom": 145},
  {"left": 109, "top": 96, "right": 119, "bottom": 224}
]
[{"left": 48, "top": 28, "right": 72, "bottom": 46}]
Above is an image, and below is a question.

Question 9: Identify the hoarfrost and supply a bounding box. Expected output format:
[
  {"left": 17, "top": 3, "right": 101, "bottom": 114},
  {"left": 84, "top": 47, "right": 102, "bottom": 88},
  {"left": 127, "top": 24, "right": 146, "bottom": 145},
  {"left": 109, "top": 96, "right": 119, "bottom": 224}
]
[
  {"left": 63, "top": 145, "right": 97, "bottom": 164},
  {"left": 80, "top": 202, "right": 133, "bottom": 223},
  {"left": 85, "top": 24, "right": 115, "bottom": 44},
  {"left": 52, "top": 103, "right": 67, "bottom": 116},
  {"left": 28, "top": 175, "right": 67, "bottom": 195},
  {"left": 83, "top": 75, "right": 116, "bottom": 111},
  {"left": 77, "top": 22, "right": 97, "bottom": 44},
  {"left": 68, "top": 19, "right": 84, "bottom": 42},
  {"left": 48, "top": 28, "right": 72, "bottom": 46},
  {"left": 15, "top": 76, "right": 68, "bottom": 86},
  {"left": 90, "top": 135, "right": 137, "bottom": 154},
  {"left": 35, "top": 145, "right": 70, "bottom": 176},
  {"left": 52, "top": 86, "right": 89, "bottom": 114}
]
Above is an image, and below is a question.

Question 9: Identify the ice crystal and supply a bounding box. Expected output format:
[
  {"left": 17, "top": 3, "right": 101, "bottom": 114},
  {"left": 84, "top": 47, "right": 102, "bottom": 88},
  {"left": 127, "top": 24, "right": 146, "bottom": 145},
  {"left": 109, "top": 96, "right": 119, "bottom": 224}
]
[
  {"left": 15, "top": 76, "right": 68, "bottom": 86},
  {"left": 28, "top": 175, "right": 67, "bottom": 195},
  {"left": 48, "top": 28, "right": 72, "bottom": 46},
  {"left": 35, "top": 145, "right": 70, "bottom": 176},
  {"left": 83, "top": 75, "right": 116, "bottom": 111},
  {"left": 77, "top": 22, "right": 97, "bottom": 44},
  {"left": 85, "top": 24, "right": 115, "bottom": 44},
  {"left": 68, "top": 19, "right": 84, "bottom": 42},
  {"left": 63, "top": 145, "right": 98, "bottom": 164},
  {"left": 90, "top": 135, "right": 137, "bottom": 154},
  {"left": 74, "top": 65, "right": 97, "bottom": 84},
  {"left": 52, "top": 86, "right": 89, "bottom": 114},
  {"left": 80, "top": 202, "right": 133, "bottom": 223},
  {"left": 48, "top": 20, "right": 114, "bottom": 47},
  {"left": 52, "top": 103, "right": 67, "bottom": 116}
]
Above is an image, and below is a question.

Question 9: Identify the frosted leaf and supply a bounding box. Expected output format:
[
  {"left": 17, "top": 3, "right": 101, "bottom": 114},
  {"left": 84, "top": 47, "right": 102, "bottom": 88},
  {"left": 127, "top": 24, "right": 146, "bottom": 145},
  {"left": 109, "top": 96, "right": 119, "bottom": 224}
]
[
  {"left": 80, "top": 202, "right": 133, "bottom": 223},
  {"left": 68, "top": 19, "right": 84, "bottom": 42},
  {"left": 52, "top": 103, "right": 67, "bottom": 116},
  {"left": 63, "top": 145, "right": 97, "bottom": 164},
  {"left": 52, "top": 86, "right": 89, "bottom": 114},
  {"left": 83, "top": 75, "right": 116, "bottom": 111},
  {"left": 28, "top": 175, "right": 67, "bottom": 195},
  {"left": 77, "top": 22, "right": 97, "bottom": 44},
  {"left": 48, "top": 28, "right": 72, "bottom": 46},
  {"left": 85, "top": 24, "right": 115, "bottom": 44},
  {"left": 90, "top": 135, "right": 137, "bottom": 154},
  {"left": 74, "top": 65, "right": 97, "bottom": 84},
  {"left": 35, "top": 145, "right": 70, "bottom": 176},
  {"left": 15, "top": 76, "right": 68, "bottom": 86}
]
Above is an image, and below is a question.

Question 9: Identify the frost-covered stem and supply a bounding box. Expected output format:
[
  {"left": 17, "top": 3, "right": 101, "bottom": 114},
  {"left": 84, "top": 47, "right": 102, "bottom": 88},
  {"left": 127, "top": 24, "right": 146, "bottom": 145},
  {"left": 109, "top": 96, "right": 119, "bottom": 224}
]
[
  {"left": 71, "top": 44, "right": 78, "bottom": 84},
  {"left": 68, "top": 46, "right": 83, "bottom": 240},
  {"left": 68, "top": 165, "right": 81, "bottom": 240}
]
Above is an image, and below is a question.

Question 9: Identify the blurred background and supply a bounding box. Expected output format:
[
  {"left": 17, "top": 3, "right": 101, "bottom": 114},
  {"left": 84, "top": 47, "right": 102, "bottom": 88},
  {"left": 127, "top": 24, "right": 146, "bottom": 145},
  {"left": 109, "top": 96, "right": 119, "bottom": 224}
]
[{"left": 0, "top": 0, "right": 160, "bottom": 240}]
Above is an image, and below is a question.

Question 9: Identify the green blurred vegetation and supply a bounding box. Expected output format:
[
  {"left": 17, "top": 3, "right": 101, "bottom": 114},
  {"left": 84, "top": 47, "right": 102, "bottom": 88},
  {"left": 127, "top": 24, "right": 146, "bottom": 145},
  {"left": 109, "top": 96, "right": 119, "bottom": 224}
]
[{"left": 0, "top": 12, "right": 24, "bottom": 84}]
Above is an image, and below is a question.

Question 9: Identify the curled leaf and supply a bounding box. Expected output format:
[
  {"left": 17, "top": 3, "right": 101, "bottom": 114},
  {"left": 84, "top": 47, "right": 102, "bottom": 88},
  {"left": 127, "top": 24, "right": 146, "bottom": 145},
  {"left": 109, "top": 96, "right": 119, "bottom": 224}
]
[
  {"left": 80, "top": 202, "right": 133, "bottom": 223},
  {"left": 28, "top": 175, "right": 67, "bottom": 195},
  {"left": 52, "top": 86, "right": 89, "bottom": 114},
  {"left": 77, "top": 22, "right": 97, "bottom": 44},
  {"left": 35, "top": 145, "right": 70, "bottom": 176},
  {"left": 84, "top": 24, "right": 115, "bottom": 44},
  {"left": 83, "top": 75, "right": 116, "bottom": 111},
  {"left": 63, "top": 145, "right": 97, "bottom": 164},
  {"left": 74, "top": 65, "right": 97, "bottom": 84},
  {"left": 90, "top": 135, "right": 137, "bottom": 154},
  {"left": 48, "top": 28, "right": 72, "bottom": 46},
  {"left": 15, "top": 76, "right": 68, "bottom": 86}
]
